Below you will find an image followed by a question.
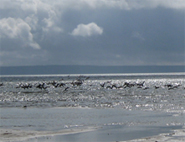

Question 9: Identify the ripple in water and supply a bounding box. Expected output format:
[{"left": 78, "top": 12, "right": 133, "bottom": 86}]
[{"left": 0, "top": 73, "right": 185, "bottom": 113}]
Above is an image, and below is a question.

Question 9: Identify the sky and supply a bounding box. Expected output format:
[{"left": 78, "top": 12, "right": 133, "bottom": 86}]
[{"left": 0, "top": 0, "right": 185, "bottom": 66}]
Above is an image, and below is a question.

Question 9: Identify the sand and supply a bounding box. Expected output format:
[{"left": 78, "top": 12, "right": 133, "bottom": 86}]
[
  {"left": 122, "top": 129, "right": 185, "bottom": 142},
  {"left": 1, "top": 127, "right": 184, "bottom": 142},
  {"left": 0, "top": 107, "right": 184, "bottom": 142}
]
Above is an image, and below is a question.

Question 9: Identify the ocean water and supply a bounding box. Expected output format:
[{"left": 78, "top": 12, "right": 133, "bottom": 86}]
[
  {"left": 0, "top": 73, "right": 185, "bottom": 112},
  {"left": 0, "top": 73, "right": 185, "bottom": 142}
]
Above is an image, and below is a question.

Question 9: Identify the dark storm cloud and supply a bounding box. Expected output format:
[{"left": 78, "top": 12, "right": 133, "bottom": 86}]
[{"left": 0, "top": 0, "right": 184, "bottom": 66}]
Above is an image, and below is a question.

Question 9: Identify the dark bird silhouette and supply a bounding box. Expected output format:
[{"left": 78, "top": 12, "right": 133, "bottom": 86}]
[
  {"left": 100, "top": 82, "right": 106, "bottom": 88},
  {"left": 59, "top": 82, "right": 66, "bottom": 87},
  {"left": 165, "top": 84, "right": 180, "bottom": 90},
  {"left": 16, "top": 83, "right": 32, "bottom": 89},
  {"left": 106, "top": 84, "right": 118, "bottom": 89},
  {"left": 165, "top": 84, "right": 173, "bottom": 88},
  {"left": 71, "top": 80, "right": 83, "bottom": 86},
  {"left": 154, "top": 86, "right": 160, "bottom": 89},
  {"left": 85, "top": 76, "right": 90, "bottom": 80},
  {"left": 100, "top": 81, "right": 112, "bottom": 88},
  {"left": 106, "top": 86, "right": 113, "bottom": 89},
  {"left": 111, "top": 84, "right": 118, "bottom": 89},
  {"left": 63, "top": 87, "right": 69, "bottom": 92},
  {"left": 123, "top": 82, "right": 135, "bottom": 88},
  {"left": 36, "top": 83, "right": 47, "bottom": 90},
  {"left": 136, "top": 81, "right": 145, "bottom": 88},
  {"left": 143, "top": 86, "right": 149, "bottom": 90}
]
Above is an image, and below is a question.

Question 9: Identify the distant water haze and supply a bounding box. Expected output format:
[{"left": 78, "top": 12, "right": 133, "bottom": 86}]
[{"left": 0, "top": 65, "right": 184, "bottom": 75}]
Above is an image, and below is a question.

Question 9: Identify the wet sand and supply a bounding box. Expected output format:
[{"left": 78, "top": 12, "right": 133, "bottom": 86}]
[
  {"left": 1, "top": 127, "right": 184, "bottom": 142},
  {"left": 122, "top": 129, "right": 185, "bottom": 142},
  {"left": 0, "top": 107, "right": 184, "bottom": 142},
  {"left": 22, "top": 126, "right": 184, "bottom": 142}
]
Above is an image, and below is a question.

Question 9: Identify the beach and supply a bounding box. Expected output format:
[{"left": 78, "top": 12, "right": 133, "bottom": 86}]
[
  {"left": 0, "top": 107, "right": 185, "bottom": 142},
  {"left": 0, "top": 73, "right": 185, "bottom": 141},
  {"left": 1, "top": 0, "right": 184, "bottom": 140}
]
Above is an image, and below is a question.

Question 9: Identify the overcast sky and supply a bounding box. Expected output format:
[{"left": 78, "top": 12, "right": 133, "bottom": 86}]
[{"left": 0, "top": 0, "right": 185, "bottom": 66}]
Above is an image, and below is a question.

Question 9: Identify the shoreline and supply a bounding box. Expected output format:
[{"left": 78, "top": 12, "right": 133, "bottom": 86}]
[
  {"left": 0, "top": 107, "right": 184, "bottom": 142},
  {"left": 0, "top": 127, "right": 97, "bottom": 142},
  {"left": 0, "top": 127, "right": 184, "bottom": 142},
  {"left": 122, "top": 128, "right": 185, "bottom": 142}
]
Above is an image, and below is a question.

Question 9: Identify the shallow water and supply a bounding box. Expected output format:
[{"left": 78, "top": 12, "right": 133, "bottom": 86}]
[
  {"left": 0, "top": 73, "right": 185, "bottom": 112},
  {"left": 0, "top": 108, "right": 184, "bottom": 142},
  {"left": 1, "top": 107, "right": 184, "bottom": 131},
  {"left": 0, "top": 74, "right": 185, "bottom": 113},
  {"left": 0, "top": 73, "right": 185, "bottom": 141}
]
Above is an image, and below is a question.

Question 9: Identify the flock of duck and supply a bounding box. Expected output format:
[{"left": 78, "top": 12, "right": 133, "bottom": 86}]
[
  {"left": 14, "top": 79, "right": 84, "bottom": 90},
  {"left": 100, "top": 81, "right": 183, "bottom": 90},
  {"left": 0, "top": 76, "right": 183, "bottom": 91}
]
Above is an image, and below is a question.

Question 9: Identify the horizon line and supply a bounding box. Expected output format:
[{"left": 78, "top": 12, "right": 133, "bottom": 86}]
[{"left": 0, "top": 65, "right": 185, "bottom": 67}]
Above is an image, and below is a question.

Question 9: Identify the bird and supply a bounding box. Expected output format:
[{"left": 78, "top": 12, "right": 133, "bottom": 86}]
[
  {"left": 143, "top": 86, "right": 149, "bottom": 90},
  {"left": 63, "top": 87, "right": 69, "bottom": 92},
  {"left": 136, "top": 81, "right": 145, "bottom": 88},
  {"left": 154, "top": 86, "right": 160, "bottom": 89},
  {"left": 100, "top": 82, "right": 106, "bottom": 88}
]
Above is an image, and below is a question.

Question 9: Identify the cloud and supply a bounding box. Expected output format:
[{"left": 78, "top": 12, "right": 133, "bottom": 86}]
[
  {"left": 149, "top": 0, "right": 185, "bottom": 9},
  {"left": 71, "top": 22, "right": 103, "bottom": 37},
  {"left": 132, "top": 32, "right": 145, "bottom": 41},
  {"left": 41, "top": 7, "right": 63, "bottom": 33},
  {"left": 0, "top": 0, "right": 184, "bottom": 66},
  {"left": 0, "top": 17, "right": 41, "bottom": 49},
  {"left": 0, "top": 1, "right": 184, "bottom": 16},
  {"left": 65, "top": 0, "right": 185, "bottom": 10},
  {"left": 0, "top": 0, "right": 183, "bottom": 38}
]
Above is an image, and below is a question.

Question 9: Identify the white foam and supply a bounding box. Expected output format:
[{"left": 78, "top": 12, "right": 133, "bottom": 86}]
[{"left": 123, "top": 129, "right": 185, "bottom": 142}]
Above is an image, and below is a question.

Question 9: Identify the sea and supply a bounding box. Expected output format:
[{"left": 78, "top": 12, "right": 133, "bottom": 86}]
[
  {"left": 1, "top": 73, "right": 185, "bottom": 110},
  {"left": 0, "top": 73, "right": 185, "bottom": 142}
]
